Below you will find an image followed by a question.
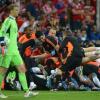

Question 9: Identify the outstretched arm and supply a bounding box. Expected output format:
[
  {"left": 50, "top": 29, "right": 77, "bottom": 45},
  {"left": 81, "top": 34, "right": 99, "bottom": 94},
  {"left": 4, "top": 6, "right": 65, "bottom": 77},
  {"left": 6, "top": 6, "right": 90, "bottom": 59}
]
[{"left": 31, "top": 52, "right": 51, "bottom": 59}]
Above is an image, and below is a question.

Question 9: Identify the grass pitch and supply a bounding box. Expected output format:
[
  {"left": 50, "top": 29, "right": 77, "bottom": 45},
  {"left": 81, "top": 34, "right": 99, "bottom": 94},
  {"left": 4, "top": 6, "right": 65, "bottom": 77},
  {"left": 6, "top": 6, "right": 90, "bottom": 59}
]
[{"left": 1, "top": 91, "right": 100, "bottom": 100}]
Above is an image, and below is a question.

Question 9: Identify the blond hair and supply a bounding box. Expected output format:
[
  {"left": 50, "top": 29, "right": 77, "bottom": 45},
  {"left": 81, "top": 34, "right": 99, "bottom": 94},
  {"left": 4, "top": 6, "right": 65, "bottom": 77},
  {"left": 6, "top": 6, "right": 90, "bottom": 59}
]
[{"left": 7, "top": 4, "right": 19, "bottom": 12}]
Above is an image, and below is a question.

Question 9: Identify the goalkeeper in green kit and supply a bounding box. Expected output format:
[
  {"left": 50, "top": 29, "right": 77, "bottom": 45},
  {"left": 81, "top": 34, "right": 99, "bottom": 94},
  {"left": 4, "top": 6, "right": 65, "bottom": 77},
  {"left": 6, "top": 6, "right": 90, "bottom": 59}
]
[{"left": 0, "top": 4, "right": 38, "bottom": 98}]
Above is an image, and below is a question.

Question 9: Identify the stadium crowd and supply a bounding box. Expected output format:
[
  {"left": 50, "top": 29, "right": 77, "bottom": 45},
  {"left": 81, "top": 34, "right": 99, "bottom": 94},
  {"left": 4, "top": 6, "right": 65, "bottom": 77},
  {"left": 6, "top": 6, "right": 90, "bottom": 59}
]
[{"left": 0, "top": 0, "right": 100, "bottom": 92}]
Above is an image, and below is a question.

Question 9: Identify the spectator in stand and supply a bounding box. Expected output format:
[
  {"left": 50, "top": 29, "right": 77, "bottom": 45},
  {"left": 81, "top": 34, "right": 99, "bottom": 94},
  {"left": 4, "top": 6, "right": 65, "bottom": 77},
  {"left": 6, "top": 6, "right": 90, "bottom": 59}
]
[
  {"left": 54, "top": 0, "right": 65, "bottom": 16},
  {"left": 84, "top": 0, "right": 96, "bottom": 21},
  {"left": 51, "top": 0, "right": 58, "bottom": 5},
  {"left": 82, "top": 0, "right": 96, "bottom": 40},
  {"left": 91, "top": 0, "right": 96, "bottom": 11},
  {"left": 80, "top": 28, "right": 87, "bottom": 42},
  {"left": 82, "top": 15, "right": 94, "bottom": 40},
  {"left": 54, "top": 0, "right": 68, "bottom": 28},
  {"left": 42, "top": 1, "right": 52, "bottom": 15},
  {"left": 89, "top": 25, "right": 100, "bottom": 40},
  {"left": 71, "top": 0, "right": 85, "bottom": 30},
  {"left": 26, "top": 0, "right": 39, "bottom": 20},
  {"left": 18, "top": 15, "right": 38, "bottom": 36},
  {"left": 49, "top": 16, "right": 59, "bottom": 29}
]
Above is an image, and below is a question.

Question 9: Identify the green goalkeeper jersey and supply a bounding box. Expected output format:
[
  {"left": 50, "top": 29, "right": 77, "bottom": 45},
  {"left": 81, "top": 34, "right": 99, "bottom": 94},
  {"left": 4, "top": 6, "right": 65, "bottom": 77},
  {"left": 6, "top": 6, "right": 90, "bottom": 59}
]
[{"left": 0, "top": 16, "right": 19, "bottom": 55}]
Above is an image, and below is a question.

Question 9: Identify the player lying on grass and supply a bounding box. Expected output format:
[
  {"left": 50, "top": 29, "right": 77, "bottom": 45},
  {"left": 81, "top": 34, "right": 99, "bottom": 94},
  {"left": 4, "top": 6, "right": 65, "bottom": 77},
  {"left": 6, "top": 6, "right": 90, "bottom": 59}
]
[{"left": 30, "top": 31, "right": 100, "bottom": 83}]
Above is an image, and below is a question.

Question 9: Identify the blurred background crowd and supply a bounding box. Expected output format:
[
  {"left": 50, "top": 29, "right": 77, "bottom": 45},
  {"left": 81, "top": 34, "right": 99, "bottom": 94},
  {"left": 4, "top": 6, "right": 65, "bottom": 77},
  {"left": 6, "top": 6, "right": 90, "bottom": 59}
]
[
  {"left": 0, "top": 0, "right": 100, "bottom": 42},
  {"left": 0, "top": 0, "right": 100, "bottom": 91}
]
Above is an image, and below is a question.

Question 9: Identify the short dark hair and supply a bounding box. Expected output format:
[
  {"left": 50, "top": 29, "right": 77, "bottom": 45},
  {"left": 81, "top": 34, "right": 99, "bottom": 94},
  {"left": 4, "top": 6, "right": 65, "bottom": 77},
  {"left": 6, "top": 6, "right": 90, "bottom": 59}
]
[{"left": 35, "top": 31, "right": 43, "bottom": 38}]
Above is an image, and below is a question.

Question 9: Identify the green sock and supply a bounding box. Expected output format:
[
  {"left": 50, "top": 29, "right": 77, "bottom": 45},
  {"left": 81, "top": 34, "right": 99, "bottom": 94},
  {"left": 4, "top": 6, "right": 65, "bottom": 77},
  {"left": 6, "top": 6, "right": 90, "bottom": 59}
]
[
  {"left": 18, "top": 73, "right": 29, "bottom": 92},
  {"left": 0, "top": 73, "right": 5, "bottom": 91}
]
